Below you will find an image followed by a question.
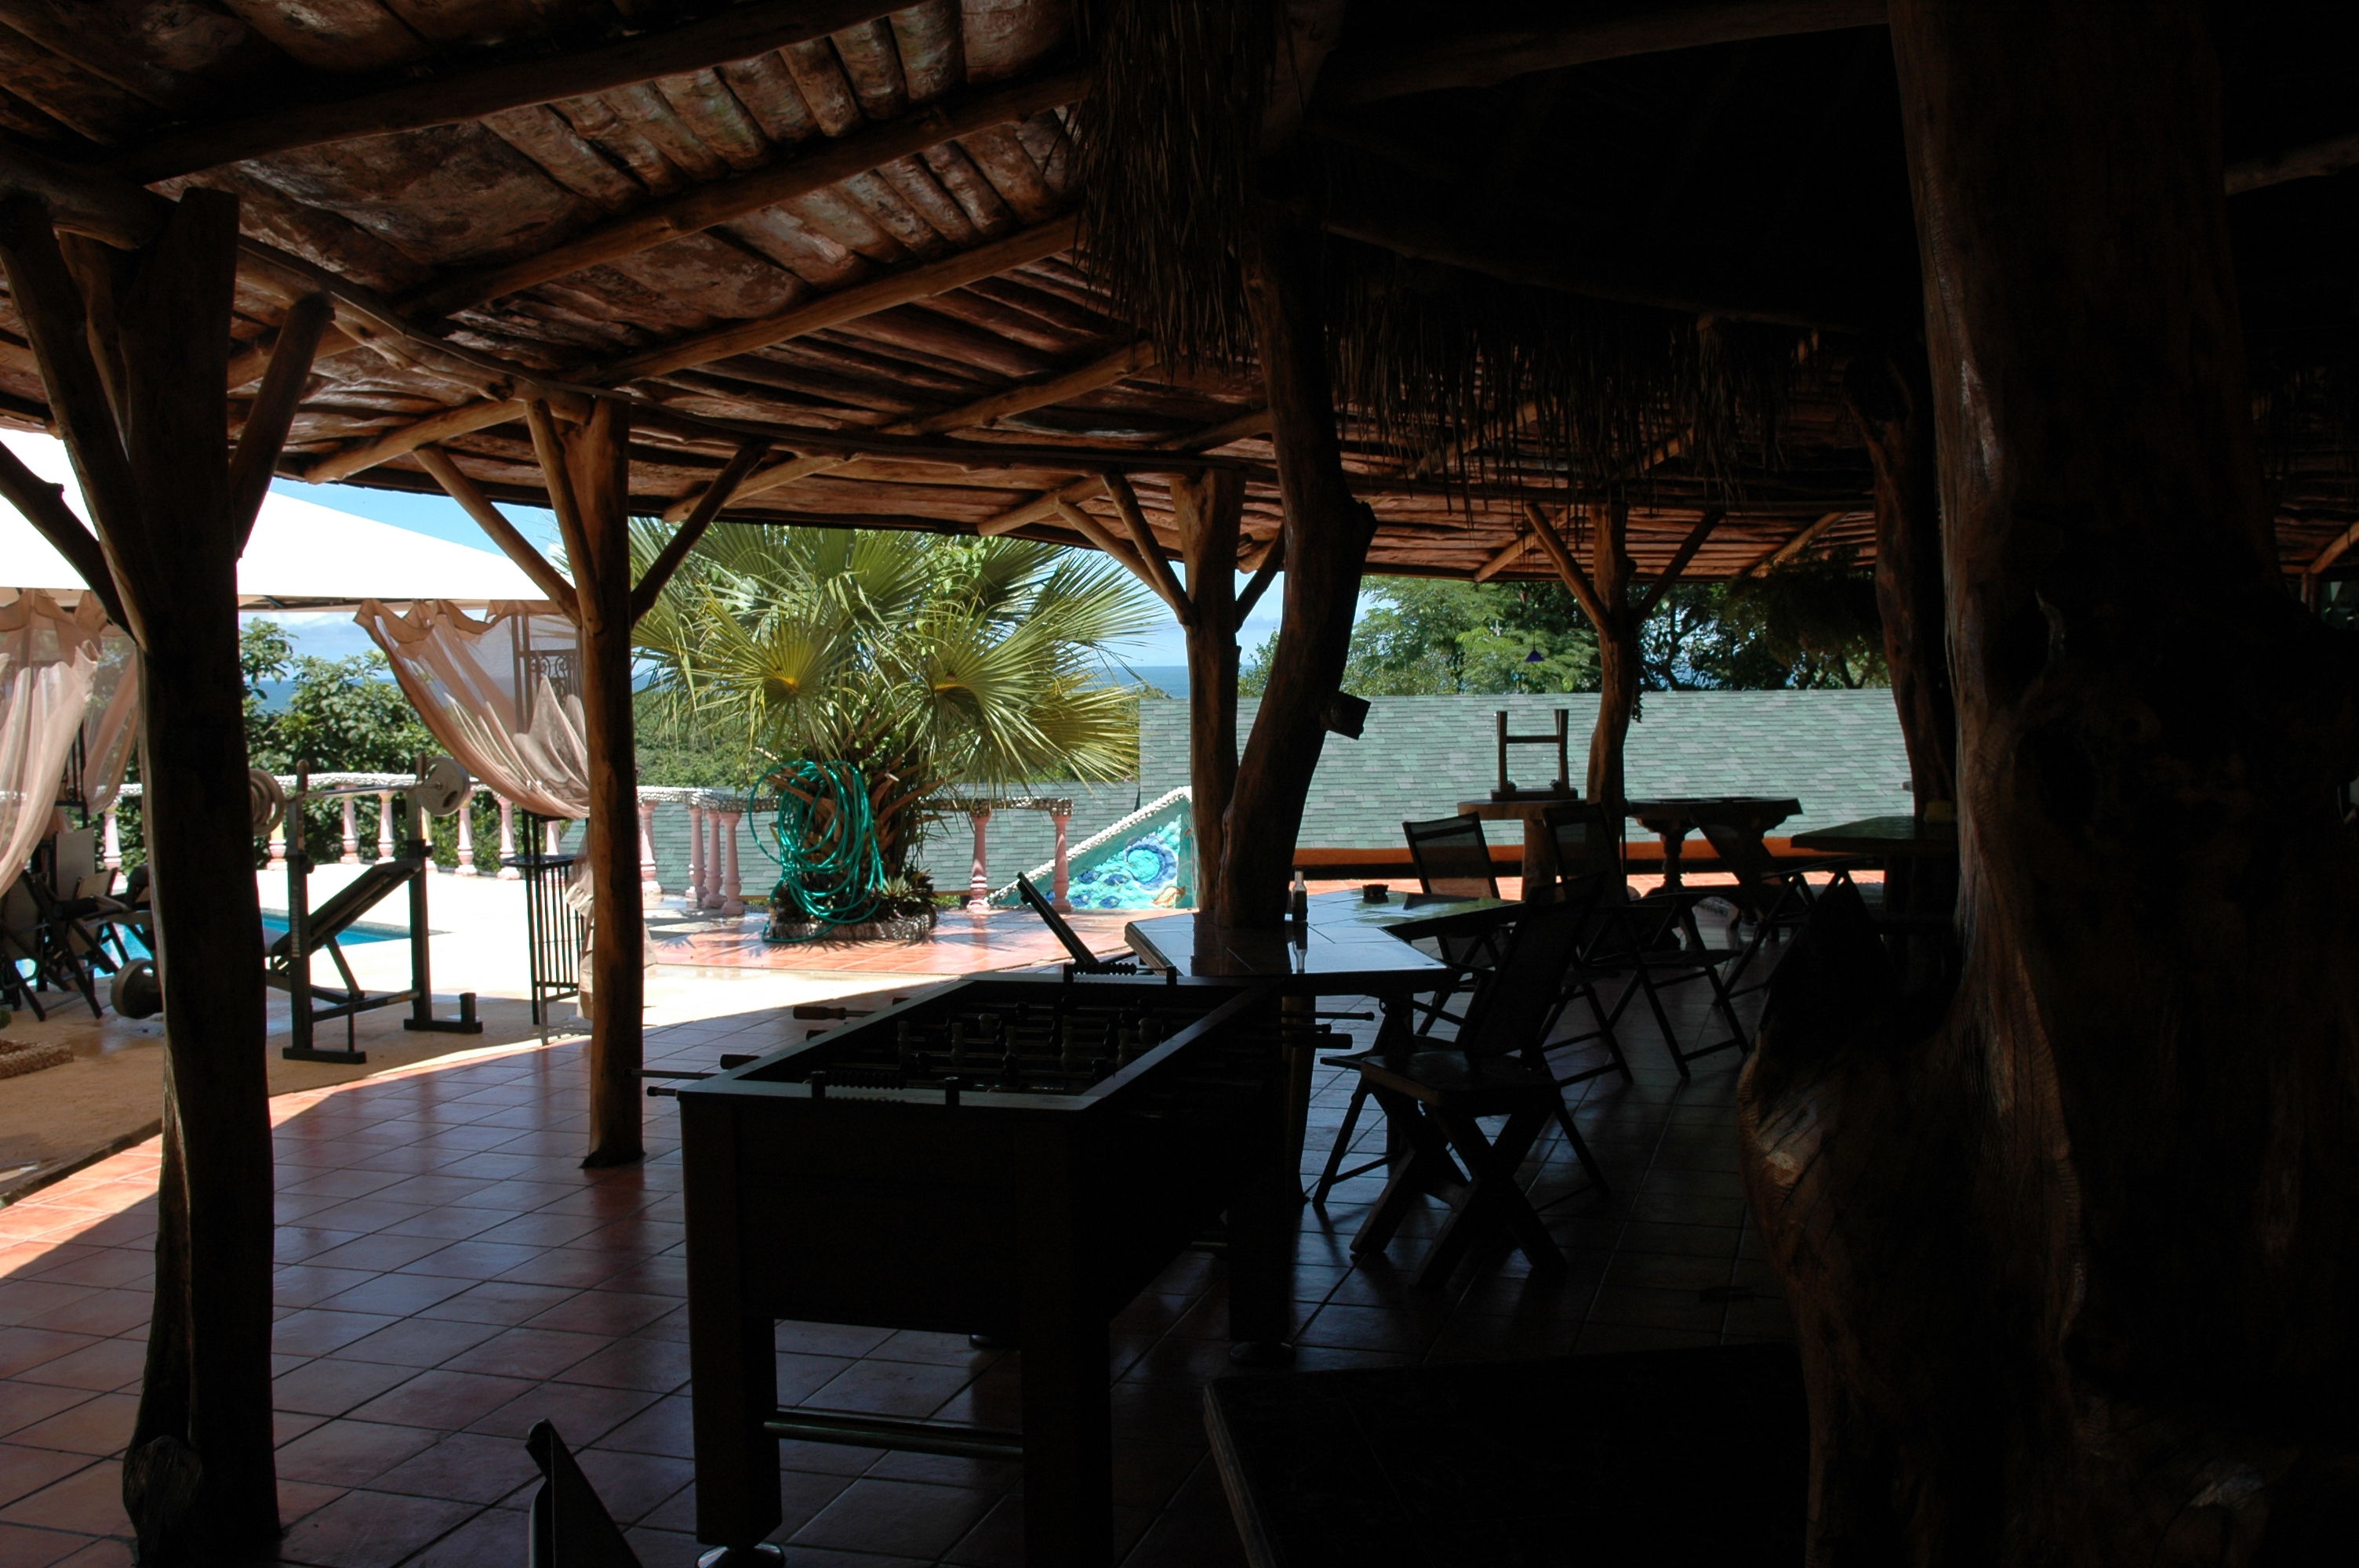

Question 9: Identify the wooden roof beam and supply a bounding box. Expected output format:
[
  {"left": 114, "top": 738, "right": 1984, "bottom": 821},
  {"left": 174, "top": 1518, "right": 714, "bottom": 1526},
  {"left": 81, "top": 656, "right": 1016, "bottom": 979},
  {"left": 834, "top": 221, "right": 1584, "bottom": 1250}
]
[
  {"left": 1321, "top": 206, "right": 1868, "bottom": 332},
  {"left": 108, "top": 1, "right": 913, "bottom": 183},
  {"left": 656, "top": 340, "right": 1155, "bottom": 523},
  {"left": 974, "top": 406, "right": 1274, "bottom": 537},
  {"left": 1325, "top": 0, "right": 1888, "bottom": 105},
  {"left": 405, "top": 70, "right": 1087, "bottom": 320},
  {"left": 2226, "top": 132, "right": 2359, "bottom": 196},
  {"left": 1736, "top": 508, "right": 1854, "bottom": 575},
  {"left": 603, "top": 216, "right": 1079, "bottom": 383},
  {"left": 300, "top": 216, "right": 1080, "bottom": 481}
]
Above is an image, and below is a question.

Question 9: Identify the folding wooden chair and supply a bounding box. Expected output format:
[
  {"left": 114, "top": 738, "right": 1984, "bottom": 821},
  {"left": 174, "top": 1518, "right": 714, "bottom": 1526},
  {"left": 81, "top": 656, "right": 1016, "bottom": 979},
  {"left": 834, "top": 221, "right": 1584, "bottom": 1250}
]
[
  {"left": 1693, "top": 817, "right": 1866, "bottom": 994},
  {"left": 1537, "top": 803, "right": 1748, "bottom": 1081},
  {"left": 1326, "top": 884, "right": 1614, "bottom": 1286},
  {"left": 526, "top": 1420, "right": 644, "bottom": 1567},
  {"left": 1398, "top": 814, "right": 1509, "bottom": 1037},
  {"left": 1310, "top": 897, "right": 1521, "bottom": 1205}
]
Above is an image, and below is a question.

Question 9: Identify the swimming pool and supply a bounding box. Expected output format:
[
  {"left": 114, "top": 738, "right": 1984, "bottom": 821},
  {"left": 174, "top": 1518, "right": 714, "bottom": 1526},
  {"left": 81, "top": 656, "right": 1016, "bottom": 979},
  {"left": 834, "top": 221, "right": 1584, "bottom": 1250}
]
[{"left": 102, "top": 916, "right": 410, "bottom": 965}]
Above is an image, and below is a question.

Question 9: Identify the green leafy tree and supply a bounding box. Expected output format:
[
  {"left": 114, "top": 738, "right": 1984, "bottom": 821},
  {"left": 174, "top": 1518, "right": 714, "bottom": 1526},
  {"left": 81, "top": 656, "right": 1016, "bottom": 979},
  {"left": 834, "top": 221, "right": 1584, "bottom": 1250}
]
[
  {"left": 1244, "top": 579, "right": 1600, "bottom": 696},
  {"left": 1245, "top": 562, "right": 1885, "bottom": 696},
  {"left": 631, "top": 526, "right": 1158, "bottom": 915}
]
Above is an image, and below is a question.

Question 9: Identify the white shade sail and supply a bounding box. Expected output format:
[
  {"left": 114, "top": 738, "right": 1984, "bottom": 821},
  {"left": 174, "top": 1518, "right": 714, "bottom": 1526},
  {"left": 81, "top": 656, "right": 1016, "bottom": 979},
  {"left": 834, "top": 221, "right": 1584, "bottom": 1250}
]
[{"left": 0, "top": 432, "right": 543, "bottom": 609}]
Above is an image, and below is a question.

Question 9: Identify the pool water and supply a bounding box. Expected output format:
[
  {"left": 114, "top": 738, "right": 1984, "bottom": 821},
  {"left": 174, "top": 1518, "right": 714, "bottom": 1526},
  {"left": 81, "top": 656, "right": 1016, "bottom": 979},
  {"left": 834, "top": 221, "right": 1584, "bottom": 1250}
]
[
  {"left": 260, "top": 913, "right": 407, "bottom": 946},
  {"left": 103, "top": 916, "right": 409, "bottom": 964}
]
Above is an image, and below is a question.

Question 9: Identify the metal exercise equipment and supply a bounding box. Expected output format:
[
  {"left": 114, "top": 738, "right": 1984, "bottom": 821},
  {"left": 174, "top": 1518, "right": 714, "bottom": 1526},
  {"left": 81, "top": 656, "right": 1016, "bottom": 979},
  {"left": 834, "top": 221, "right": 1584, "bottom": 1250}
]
[{"left": 272, "top": 757, "right": 482, "bottom": 1065}]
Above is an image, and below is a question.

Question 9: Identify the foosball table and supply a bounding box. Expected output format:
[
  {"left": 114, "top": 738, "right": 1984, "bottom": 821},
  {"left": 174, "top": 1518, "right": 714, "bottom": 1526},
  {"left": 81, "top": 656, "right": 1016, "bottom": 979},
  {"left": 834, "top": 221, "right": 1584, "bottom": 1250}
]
[{"left": 681, "top": 973, "right": 1308, "bottom": 1567}]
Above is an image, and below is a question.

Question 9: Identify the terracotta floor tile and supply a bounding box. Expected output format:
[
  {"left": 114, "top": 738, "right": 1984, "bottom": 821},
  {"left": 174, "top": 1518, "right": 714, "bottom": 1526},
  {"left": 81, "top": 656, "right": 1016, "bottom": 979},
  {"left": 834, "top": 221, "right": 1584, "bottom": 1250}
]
[
  {"left": 0, "top": 1523, "right": 87, "bottom": 1568},
  {"left": 0, "top": 1457, "right": 122, "bottom": 1535},
  {"left": 273, "top": 1229, "right": 369, "bottom": 1265},
  {"left": 0, "top": 1339, "right": 93, "bottom": 1386},
  {"left": 274, "top": 1487, "right": 480, "bottom": 1568},
  {"left": 413, "top": 1282, "right": 580, "bottom": 1328},
  {"left": 0, "top": 1396, "right": 133, "bottom": 1460},
  {"left": 467, "top": 1379, "right": 657, "bottom": 1445},
  {"left": 566, "top": 1447, "right": 692, "bottom": 1526},
  {"left": 0, "top": 1450, "right": 91, "bottom": 1513},
  {"left": 16, "top": 1297, "right": 144, "bottom": 1345},
  {"left": 391, "top": 1505, "right": 516, "bottom": 1568},
  {"left": 273, "top": 1358, "right": 416, "bottom": 1418},
  {"left": 333, "top": 1316, "right": 505, "bottom": 1370},
  {"left": 9, "top": 1342, "right": 141, "bottom": 1397},
  {"left": 43, "top": 1537, "right": 128, "bottom": 1568},
  {"left": 520, "top": 1292, "right": 674, "bottom": 1338},
  {"left": 482, "top": 1248, "right": 627, "bottom": 1290},
  {"left": 349, "top": 1370, "right": 538, "bottom": 1432},
  {"left": 551, "top": 1337, "right": 689, "bottom": 1394},
  {"left": 274, "top": 1419, "right": 444, "bottom": 1487},
  {"left": 372, "top": 1209, "right": 511, "bottom": 1243},
  {"left": 591, "top": 1396, "right": 692, "bottom": 1461},
  {"left": 365, "top": 1432, "right": 539, "bottom": 1507},
  {"left": 271, "top": 1311, "right": 401, "bottom": 1359},
  {"left": 0, "top": 1390, "right": 91, "bottom": 1447},
  {"left": 805, "top": 1360, "right": 981, "bottom": 1422},
  {"left": 393, "top": 1242, "right": 547, "bottom": 1282},
  {"left": 311, "top": 1273, "right": 475, "bottom": 1319},
  {"left": 278, "top": 1477, "right": 347, "bottom": 1526},
  {"left": 15, "top": 1256, "right": 143, "bottom": 1296},
  {"left": 437, "top": 1327, "right": 610, "bottom": 1388},
  {"left": 791, "top": 1478, "right": 998, "bottom": 1561},
  {"left": 298, "top": 1235, "right": 455, "bottom": 1275}
]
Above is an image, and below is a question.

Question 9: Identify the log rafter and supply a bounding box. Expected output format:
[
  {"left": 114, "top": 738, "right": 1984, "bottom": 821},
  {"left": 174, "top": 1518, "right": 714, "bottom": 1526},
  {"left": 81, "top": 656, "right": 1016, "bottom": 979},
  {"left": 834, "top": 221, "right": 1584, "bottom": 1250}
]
[{"left": 106, "top": 0, "right": 914, "bottom": 183}]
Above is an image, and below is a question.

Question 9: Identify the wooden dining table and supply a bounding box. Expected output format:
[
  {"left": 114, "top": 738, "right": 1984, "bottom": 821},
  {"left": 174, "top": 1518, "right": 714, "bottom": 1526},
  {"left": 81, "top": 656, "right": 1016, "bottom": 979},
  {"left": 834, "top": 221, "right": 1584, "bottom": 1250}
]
[
  {"left": 1125, "top": 889, "right": 1511, "bottom": 1168},
  {"left": 1625, "top": 796, "right": 1803, "bottom": 888}
]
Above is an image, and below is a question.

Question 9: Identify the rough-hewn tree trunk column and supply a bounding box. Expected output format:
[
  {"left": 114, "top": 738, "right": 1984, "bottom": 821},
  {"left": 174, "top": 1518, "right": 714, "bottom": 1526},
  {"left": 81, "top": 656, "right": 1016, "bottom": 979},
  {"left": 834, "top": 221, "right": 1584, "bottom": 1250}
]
[
  {"left": 1586, "top": 503, "right": 1638, "bottom": 812},
  {"left": 1846, "top": 340, "right": 1956, "bottom": 811},
  {"left": 0, "top": 191, "right": 282, "bottom": 1563},
  {"left": 548, "top": 402, "right": 646, "bottom": 1167},
  {"left": 1740, "top": 4, "right": 2359, "bottom": 1559},
  {"left": 1172, "top": 470, "right": 1245, "bottom": 914},
  {"left": 1217, "top": 220, "right": 1377, "bottom": 927}
]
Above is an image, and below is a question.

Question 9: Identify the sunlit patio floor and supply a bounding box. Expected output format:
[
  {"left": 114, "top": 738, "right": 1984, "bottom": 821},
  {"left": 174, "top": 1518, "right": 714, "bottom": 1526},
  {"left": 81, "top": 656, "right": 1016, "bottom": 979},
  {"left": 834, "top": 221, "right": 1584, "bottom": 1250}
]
[{"left": 0, "top": 935, "right": 1793, "bottom": 1566}]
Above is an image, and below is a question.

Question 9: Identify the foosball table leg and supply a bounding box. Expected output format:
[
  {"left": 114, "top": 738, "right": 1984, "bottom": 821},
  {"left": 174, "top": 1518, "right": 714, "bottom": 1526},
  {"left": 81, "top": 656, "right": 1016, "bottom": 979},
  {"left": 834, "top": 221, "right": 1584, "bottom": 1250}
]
[
  {"left": 1020, "top": 1305, "right": 1112, "bottom": 1566},
  {"left": 1227, "top": 1022, "right": 1296, "bottom": 1363},
  {"left": 686, "top": 1105, "right": 784, "bottom": 1563}
]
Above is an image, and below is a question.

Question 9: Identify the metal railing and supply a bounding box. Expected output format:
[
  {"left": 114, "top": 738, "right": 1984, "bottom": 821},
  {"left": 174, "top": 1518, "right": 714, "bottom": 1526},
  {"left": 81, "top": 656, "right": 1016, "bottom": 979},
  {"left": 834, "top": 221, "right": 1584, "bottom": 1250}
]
[{"left": 508, "top": 811, "right": 587, "bottom": 1030}]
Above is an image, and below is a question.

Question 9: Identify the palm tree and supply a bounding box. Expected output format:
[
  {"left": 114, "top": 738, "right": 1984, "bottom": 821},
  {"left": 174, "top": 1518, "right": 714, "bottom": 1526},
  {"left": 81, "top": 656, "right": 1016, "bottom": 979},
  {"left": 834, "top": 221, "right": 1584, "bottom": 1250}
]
[{"left": 630, "top": 524, "right": 1160, "bottom": 916}]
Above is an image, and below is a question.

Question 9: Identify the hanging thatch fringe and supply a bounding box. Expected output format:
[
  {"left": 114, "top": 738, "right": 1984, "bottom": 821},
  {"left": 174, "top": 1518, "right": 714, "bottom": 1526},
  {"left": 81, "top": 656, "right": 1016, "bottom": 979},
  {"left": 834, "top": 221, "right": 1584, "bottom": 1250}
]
[{"left": 1070, "top": 0, "right": 1806, "bottom": 499}]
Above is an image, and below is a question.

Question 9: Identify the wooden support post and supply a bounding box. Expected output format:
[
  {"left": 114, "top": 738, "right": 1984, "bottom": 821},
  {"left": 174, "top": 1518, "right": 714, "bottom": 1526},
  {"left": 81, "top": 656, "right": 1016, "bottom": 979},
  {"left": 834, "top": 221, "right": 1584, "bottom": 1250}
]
[
  {"left": 543, "top": 400, "right": 645, "bottom": 1167},
  {"left": 1172, "top": 470, "right": 1246, "bottom": 916},
  {"left": 1218, "top": 218, "right": 1377, "bottom": 927},
  {"left": 1587, "top": 503, "right": 1636, "bottom": 811},
  {"left": 1846, "top": 342, "right": 1956, "bottom": 813},
  {"left": 1741, "top": 4, "right": 2359, "bottom": 1556},
  {"left": 0, "top": 188, "right": 279, "bottom": 1563}
]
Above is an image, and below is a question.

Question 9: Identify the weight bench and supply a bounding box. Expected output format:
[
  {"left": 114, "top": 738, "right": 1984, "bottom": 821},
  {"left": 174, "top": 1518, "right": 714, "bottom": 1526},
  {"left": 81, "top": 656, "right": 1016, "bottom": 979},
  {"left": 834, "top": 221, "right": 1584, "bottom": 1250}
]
[
  {"left": 1014, "top": 873, "right": 1144, "bottom": 978},
  {"left": 268, "top": 851, "right": 479, "bottom": 1065}
]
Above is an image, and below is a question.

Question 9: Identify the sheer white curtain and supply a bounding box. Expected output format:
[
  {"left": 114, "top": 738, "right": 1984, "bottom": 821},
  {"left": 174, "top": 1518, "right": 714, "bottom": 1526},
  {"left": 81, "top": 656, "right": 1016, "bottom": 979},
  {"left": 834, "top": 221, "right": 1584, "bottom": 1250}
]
[
  {"left": 353, "top": 599, "right": 590, "bottom": 820},
  {"left": 0, "top": 591, "right": 103, "bottom": 902},
  {"left": 79, "top": 622, "right": 137, "bottom": 815}
]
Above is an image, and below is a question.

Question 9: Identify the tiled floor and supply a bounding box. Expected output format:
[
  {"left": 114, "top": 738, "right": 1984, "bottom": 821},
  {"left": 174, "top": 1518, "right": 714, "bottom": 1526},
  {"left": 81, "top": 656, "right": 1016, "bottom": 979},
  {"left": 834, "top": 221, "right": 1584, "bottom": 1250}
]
[
  {"left": 0, "top": 938, "right": 1790, "bottom": 1566},
  {"left": 644, "top": 906, "right": 1141, "bottom": 975}
]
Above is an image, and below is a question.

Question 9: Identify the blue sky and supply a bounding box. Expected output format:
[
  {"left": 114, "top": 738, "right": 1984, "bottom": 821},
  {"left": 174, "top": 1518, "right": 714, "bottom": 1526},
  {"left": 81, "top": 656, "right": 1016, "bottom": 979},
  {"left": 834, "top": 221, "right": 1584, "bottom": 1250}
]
[{"left": 256, "top": 476, "right": 1289, "bottom": 672}]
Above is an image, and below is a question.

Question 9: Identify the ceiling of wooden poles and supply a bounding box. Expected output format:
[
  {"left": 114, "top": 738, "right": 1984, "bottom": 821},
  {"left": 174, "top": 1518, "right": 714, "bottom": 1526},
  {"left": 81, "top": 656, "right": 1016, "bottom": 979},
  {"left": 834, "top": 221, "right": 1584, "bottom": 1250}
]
[{"left": 0, "top": 1, "right": 2352, "bottom": 583}]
